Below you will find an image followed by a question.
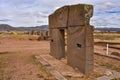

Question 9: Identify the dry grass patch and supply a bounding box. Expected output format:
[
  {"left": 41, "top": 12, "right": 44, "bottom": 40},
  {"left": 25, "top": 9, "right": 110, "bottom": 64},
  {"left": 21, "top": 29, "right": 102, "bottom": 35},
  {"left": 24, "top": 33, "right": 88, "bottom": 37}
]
[
  {"left": 0, "top": 52, "right": 13, "bottom": 80},
  {"left": 94, "top": 32, "right": 120, "bottom": 43},
  {"left": 0, "top": 33, "right": 39, "bottom": 41},
  {"left": 94, "top": 54, "right": 120, "bottom": 72}
]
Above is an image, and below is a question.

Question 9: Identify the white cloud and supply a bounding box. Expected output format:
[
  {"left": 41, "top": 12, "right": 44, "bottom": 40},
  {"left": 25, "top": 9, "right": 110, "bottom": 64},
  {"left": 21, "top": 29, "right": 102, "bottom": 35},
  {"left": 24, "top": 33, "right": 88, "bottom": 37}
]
[{"left": 0, "top": 0, "right": 119, "bottom": 28}]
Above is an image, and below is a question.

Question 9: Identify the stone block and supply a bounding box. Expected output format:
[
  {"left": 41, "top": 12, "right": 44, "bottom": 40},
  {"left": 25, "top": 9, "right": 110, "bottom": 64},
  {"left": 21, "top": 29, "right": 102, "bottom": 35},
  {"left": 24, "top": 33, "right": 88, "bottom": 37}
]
[
  {"left": 68, "top": 4, "right": 93, "bottom": 26},
  {"left": 55, "top": 6, "right": 69, "bottom": 28},
  {"left": 50, "top": 29, "right": 65, "bottom": 59},
  {"left": 85, "top": 47, "right": 94, "bottom": 73},
  {"left": 85, "top": 25, "right": 94, "bottom": 47},
  {"left": 67, "top": 26, "right": 94, "bottom": 74},
  {"left": 49, "top": 6, "right": 69, "bottom": 29},
  {"left": 49, "top": 14, "right": 56, "bottom": 29}
]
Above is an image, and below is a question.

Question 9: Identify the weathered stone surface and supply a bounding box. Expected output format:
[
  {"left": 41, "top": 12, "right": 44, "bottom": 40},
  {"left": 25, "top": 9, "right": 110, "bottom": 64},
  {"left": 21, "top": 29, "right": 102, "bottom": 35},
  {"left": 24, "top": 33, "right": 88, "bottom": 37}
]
[
  {"left": 85, "top": 47, "right": 94, "bottom": 73},
  {"left": 67, "top": 26, "right": 94, "bottom": 74},
  {"left": 104, "top": 71, "right": 113, "bottom": 76},
  {"left": 55, "top": 6, "right": 69, "bottom": 28},
  {"left": 50, "top": 29, "right": 65, "bottom": 59},
  {"left": 49, "top": 4, "right": 94, "bottom": 74},
  {"left": 85, "top": 25, "right": 94, "bottom": 46},
  {"left": 68, "top": 4, "right": 93, "bottom": 26},
  {"left": 49, "top": 14, "right": 56, "bottom": 29},
  {"left": 35, "top": 55, "right": 67, "bottom": 80},
  {"left": 49, "top": 6, "right": 69, "bottom": 29}
]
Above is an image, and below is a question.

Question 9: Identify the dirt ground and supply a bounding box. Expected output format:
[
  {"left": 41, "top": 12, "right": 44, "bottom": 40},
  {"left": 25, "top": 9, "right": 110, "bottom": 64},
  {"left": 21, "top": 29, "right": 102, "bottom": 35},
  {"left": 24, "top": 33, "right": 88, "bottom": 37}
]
[
  {"left": 0, "top": 37, "right": 120, "bottom": 80},
  {"left": 0, "top": 38, "right": 56, "bottom": 80}
]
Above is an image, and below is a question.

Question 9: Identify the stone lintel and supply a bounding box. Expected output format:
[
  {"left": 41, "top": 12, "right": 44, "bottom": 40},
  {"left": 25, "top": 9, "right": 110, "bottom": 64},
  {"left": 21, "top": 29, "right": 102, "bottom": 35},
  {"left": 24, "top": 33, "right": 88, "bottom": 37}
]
[{"left": 49, "top": 6, "right": 69, "bottom": 29}]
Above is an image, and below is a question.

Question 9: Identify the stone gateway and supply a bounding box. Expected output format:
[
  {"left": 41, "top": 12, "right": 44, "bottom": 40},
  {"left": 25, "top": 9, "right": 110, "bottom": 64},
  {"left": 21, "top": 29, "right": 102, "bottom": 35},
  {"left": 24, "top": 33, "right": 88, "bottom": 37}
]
[{"left": 49, "top": 4, "right": 94, "bottom": 74}]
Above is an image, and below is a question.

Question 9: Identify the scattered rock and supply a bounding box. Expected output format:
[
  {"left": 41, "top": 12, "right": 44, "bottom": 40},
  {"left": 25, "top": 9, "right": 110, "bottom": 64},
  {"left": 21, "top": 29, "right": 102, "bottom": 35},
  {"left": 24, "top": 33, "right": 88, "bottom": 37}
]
[
  {"left": 104, "top": 70, "right": 113, "bottom": 76},
  {"left": 65, "top": 72, "right": 84, "bottom": 78},
  {"left": 75, "top": 68, "right": 79, "bottom": 71},
  {"left": 111, "top": 52, "right": 120, "bottom": 57}
]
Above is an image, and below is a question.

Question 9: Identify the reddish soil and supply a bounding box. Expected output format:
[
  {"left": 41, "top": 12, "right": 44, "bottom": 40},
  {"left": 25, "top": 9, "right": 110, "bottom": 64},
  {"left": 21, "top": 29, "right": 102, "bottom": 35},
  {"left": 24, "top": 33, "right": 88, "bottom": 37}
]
[
  {"left": 0, "top": 38, "right": 56, "bottom": 80},
  {"left": 0, "top": 37, "right": 119, "bottom": 80}
]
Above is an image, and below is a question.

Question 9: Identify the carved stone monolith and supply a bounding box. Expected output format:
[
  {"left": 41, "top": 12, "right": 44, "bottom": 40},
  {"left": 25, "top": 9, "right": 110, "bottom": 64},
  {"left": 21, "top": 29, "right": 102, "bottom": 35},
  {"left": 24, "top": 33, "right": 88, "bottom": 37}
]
[{"left": 49, "top": 4, "right": 94, "bottom": 74}]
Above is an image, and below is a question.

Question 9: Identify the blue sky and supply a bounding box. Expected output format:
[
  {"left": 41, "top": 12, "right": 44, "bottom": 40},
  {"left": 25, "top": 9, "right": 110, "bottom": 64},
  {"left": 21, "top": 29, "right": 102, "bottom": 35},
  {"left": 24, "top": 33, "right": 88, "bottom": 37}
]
[{"left": 0, "top": 0, "right": 120, "bottom": 28}]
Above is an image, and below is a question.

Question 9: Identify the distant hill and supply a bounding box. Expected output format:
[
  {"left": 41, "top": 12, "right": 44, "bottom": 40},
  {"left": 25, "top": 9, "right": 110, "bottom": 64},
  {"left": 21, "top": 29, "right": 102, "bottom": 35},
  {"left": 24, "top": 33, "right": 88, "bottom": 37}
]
[
  {"left": 0, "top": 24, "right": 48, "bottom": 31},
  {"left": 0, "top": 24, "right": 120, "bottom": 32},
  {"left": 95, "top": 28, "right": 120, "bottom": 32},
  {"left": 0, "top": 24, "right": 15, "bottom": 31},
  {"left": 16, "top": 25, "right": 48, "bottom": 31}
]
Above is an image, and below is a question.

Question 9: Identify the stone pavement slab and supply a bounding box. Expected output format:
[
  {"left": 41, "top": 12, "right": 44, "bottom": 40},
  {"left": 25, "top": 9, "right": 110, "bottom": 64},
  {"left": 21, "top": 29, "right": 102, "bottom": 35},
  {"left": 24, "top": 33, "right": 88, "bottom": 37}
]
[{"left": 35, "top": 54, "right": 84, "bottom": 78}]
